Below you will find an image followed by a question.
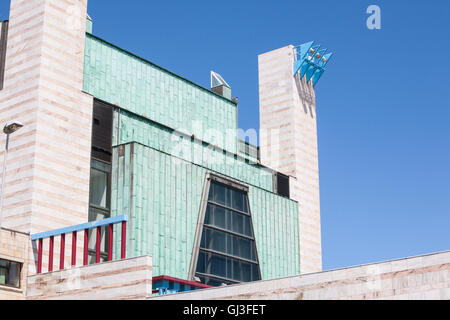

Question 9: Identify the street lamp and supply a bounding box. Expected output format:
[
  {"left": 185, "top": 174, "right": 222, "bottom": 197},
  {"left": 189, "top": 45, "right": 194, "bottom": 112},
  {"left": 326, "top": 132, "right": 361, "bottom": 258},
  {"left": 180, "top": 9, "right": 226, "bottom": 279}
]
[{"left": 0, "top": 121, "right": 24, "bottom": 229}]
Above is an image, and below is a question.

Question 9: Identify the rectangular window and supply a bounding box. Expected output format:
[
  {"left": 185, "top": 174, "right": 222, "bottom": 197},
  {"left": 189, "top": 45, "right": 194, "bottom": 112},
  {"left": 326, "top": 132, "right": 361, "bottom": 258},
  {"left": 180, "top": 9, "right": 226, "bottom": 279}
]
[
  {"left": 88, "top": 159, "right": 111, "bottom": 264},
  {"left": 275, "top": 172, "right": 290, "bottom": 198},
  {"left": 89, "top": 159, "right": 110, "bottom": 210},
  {"left": 88, "top": 99, "right": 113, "bottom": 264},
  {"left": 0, "top": 259, "right": 21, "bottom": 288},
  {"left": 91, "top": 99, "right": 114, "bottom": 163}
]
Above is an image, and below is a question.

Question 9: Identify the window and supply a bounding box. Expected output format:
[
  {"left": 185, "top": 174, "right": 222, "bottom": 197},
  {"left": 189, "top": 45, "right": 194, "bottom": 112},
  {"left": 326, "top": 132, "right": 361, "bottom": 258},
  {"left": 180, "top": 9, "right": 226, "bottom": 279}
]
[
  {"left": 88, "top": 159, "right": 111, "bottom": 264},
  {"left": 0, "top": 259, "right": 21, "bottom": 288},
  {"left": 275, "top": 172, "right": 290, "bottom": 198},
  {"left": 89, "top": 159, "right": 110, "bottom": 211},
  {"left": 88, "top": 99, "right": 113, "bottom": 264},
  {"left": 194, "top": 179, "right": 261, "bottom": 286}
]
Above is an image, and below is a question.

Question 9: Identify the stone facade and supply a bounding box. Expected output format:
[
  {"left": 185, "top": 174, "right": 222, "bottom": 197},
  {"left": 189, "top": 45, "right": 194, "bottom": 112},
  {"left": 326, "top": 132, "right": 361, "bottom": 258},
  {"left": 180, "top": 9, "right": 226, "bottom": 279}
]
[
  {"left": 27, "top": 255, "right": 153, "bottom": 300},
  {"left": 0, "top": 228, "right": 30, "bottom": 300},
  {"left": 0, "top": 0, "right": 93, "bottom": 274},
  {"left": 151, "top": 251, "right": 450, "bottom": 300},
  {"left": 259, "top": 45, "right": 322, "bottom": 274}
]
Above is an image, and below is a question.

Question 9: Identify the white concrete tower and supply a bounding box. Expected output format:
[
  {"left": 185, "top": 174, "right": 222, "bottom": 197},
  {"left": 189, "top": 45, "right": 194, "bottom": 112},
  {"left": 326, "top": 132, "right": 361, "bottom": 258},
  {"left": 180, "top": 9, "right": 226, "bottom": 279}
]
[
  {"left": 0, "top": 0, "right": 93, "bottom": 272},
  {"left": 258, "top": 43, "right": 332, "bottom": 274}
]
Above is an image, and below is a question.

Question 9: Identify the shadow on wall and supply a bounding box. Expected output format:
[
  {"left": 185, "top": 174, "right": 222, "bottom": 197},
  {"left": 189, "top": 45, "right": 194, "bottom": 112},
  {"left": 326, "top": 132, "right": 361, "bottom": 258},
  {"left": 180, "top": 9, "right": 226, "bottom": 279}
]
[{"left": 295, "top": 75, "right": 316, "bottom": 119}]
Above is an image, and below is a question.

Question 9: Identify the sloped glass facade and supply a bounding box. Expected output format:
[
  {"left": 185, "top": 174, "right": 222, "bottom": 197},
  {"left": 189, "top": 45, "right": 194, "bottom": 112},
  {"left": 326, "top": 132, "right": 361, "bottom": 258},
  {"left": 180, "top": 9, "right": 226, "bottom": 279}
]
[{"left": 195, "top": 181, "right": 261, "bottom": 286}]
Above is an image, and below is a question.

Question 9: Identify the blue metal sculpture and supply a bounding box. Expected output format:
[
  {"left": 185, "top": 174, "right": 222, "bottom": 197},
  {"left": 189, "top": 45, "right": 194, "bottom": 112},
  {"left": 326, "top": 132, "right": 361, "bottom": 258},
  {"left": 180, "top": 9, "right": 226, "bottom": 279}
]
[{"left": 293, "top": 41, "right": 333, "bottom": 87}]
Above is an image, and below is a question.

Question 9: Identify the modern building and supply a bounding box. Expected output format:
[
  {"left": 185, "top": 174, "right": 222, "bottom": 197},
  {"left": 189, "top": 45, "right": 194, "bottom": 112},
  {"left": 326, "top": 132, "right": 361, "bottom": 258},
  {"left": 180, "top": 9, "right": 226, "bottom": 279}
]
[{"left": 0, "top": 0, "right": 448, "bottom": 300}]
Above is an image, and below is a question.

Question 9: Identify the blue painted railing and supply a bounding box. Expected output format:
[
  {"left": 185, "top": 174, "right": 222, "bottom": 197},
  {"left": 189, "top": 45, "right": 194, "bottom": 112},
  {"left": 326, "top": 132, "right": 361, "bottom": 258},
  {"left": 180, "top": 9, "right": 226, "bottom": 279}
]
[{"left": 31, "top": 215, "right": 128, "bottom": 274}]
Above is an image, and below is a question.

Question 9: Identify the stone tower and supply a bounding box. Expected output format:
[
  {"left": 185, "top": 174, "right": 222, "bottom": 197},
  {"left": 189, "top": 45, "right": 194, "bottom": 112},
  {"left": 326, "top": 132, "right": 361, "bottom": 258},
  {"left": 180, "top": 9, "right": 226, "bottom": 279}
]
[
  {"left": 258, "top": 42, "right": 332, "bottom": 274},
  {"left": 0, "top": 0, "right": 93, "bottom": 273}
]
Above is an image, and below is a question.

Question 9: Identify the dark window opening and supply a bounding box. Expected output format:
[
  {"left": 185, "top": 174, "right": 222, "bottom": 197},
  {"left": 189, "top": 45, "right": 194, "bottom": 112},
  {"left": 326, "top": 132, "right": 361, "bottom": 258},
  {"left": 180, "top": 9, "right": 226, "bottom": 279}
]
[
  {"left": 0, "top": 21, "right": 9, "bottom": 90},
  {"left": 0, "top": 259, "right": 21, "bottom": 288},
  {"left": 91, "top": 99, "right": 113, "bottom": 163},
  {"left": 88, "top": 99, "right": 113, "bottom": 263},
  {"left": 195, "top": 180, "right": 261, "bottom": 286},
  {"left": 275, "top": 172, "right": 290, "bottom": 198}
]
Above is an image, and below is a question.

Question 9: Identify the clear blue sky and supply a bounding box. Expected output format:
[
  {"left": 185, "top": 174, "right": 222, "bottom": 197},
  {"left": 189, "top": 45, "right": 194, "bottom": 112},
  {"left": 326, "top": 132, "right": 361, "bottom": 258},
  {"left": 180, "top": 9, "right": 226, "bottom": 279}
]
[{"left": 1, "top": 1, "right": 449, "bottom": 271}]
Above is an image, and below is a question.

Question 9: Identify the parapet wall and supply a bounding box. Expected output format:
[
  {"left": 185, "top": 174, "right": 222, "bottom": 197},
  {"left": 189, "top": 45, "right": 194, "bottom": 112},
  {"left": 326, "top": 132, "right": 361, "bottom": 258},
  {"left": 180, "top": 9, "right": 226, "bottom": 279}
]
[
  {"left": 27, "top": 255, "right": 152, "bottom": 300},
  {"left": 151, "top": 251, "right": 450, "bottom": 300}
]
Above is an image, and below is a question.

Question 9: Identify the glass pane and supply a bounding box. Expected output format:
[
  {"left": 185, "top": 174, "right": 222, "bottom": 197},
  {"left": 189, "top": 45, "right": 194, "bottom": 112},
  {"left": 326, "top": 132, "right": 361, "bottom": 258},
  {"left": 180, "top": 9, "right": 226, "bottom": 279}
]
[
  {"left": 204, "top": 206, "right": 212, "bottom": 225},
  {"left": 211, "top": 229, "right": 227, "bottom": 253},
  {"left": 241, "top": 261, "right": 251, "bottom": 282},
  {"left": 232, "top": 234, "right": 239, "bottom": 258},
  {"left": 208, "top": 183, "right": 214, "bottom": 201},
  {"left": 88, "top": 208, "right": 109, "bottom": 253},
  {"left": 232, "top": 189, "right": 245, "bottom": 212},
  {"left": 213, "top": 206, "right": 226, "bottom": 229},
  {"left": 92, "top": 159, "right": 110, "bottom": 172},
  {"left": 0, "top": 260, "right": 21, "bottom": 288},
  {"left": 232, "top": 259, "right": 240, "bottom": 281},
  {"left": 251, "top": 264, "right": 260, "bottom": 281},
  {"left": 243, "top": 197, "right": 248, "bottom": 213},
  {"left": 196, "top": 251, "right": 205, "bottom": 274},
  {"left": 8, "top": 262, "right": 20, "bottom": 287},
  {"left": 212, "top": 182, "right": 226, "bottom": 205},
  {"left": 209, "top": 254, "right": 226, "bottom": 278},
  {"left": 226, "top": 234, "right": 232, "bottom": 256},
  {"left": 232, "top": 212, "right": 244, "bottom": 235},
  {"left": 202, "top": 228, "right": 226, "bottom": 254},
  {"left": 206, "top": 277, "right": 223, "bottom": 287},
  {"left": 238, "top": 237, "right": 252, "bottom": 260},
  {"left": 200, "top": 229, "right": 206, "bottom": 248},
  {"left": 225, "top": 187, "right": 233, "bottom": 208},
  {"left": 87, "top": 208, "right": 110, "bottom": 264},
  {"left": 90, "top": 167, "right": 108, "bottom": 208},
  {"left": 243, "top": 215, "right": 252, "bottom": 237},
  {"left": 0, "top": 267, "right": 6, "bottom": 285},
  {"left": 88, "top": 251, "right": 108, "bottom": 265},
  {"left": 226, "top": 257, "right": 232, "bottom": 280},
  {"left": 89, "top": 206, "right": 109, "bottom": 222},
  {"left": 251, "top": 242, "right": 257, "bottom": 261}
]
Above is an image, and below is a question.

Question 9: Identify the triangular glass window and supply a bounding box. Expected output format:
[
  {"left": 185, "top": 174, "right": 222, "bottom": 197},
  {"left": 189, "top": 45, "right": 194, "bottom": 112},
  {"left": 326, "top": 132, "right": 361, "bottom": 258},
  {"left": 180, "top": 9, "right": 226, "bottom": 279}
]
[
  {"left": 194, "top": 179, "right": 261, "bottom": 286},
  {"left": 211, "top": 71, "right": 231, "bottom": 89}
]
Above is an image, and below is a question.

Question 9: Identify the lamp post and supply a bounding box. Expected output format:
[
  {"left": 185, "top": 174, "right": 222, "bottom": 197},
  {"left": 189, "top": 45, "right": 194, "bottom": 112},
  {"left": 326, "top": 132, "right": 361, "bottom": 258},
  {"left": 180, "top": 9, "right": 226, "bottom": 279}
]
[{"left": 0, "top": 121, "right": 24, "bottom": 229}]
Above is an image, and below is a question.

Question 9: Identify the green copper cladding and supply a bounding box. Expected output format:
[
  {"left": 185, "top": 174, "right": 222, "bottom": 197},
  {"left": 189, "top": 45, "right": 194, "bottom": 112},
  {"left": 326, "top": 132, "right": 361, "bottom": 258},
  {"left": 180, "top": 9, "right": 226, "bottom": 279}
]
[
  {"left": 83, "top": 32, "right": 301, "bottom": 281},
  {"left": 83, "top": 34, "right": 238, "bottom": 153},
  {"left": 111, "top": 143, "right": 300, "bottom": 280},
  {"left": 112, "top": 108, "right": 273, "bottom": 192}
]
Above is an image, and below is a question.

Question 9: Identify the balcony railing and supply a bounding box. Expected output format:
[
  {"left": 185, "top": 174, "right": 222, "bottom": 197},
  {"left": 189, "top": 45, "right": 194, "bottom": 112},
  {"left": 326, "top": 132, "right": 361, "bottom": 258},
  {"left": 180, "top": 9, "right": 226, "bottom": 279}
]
[{"left": 31, "top": 215, "right": 128, "bottom": 274}]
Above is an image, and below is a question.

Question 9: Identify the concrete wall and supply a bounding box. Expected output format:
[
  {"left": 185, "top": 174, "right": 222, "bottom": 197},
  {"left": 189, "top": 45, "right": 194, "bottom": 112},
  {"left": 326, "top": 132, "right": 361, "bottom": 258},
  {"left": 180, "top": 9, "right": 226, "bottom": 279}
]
[
  {"left": 27, "top": 255, "right": 153, "bottom": 300},
  {"left": 258, "top": 45, "right": 322, "bottom": 274},
  {"left": 0, "top": 0, "right": 93, "bottom": 274},
  {"left": 0, "top": 228, "right": 30, "bottom": 300},
  {"left": 151, "top": 251, "right": 450, "bottom": 300}
]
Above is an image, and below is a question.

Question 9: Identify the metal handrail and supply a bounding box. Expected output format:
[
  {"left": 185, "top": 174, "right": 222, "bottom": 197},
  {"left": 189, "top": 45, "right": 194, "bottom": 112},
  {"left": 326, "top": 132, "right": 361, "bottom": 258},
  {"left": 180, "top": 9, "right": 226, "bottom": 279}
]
[
  {"left": 31, "top": 215, "right": 128, "bottom": 241},
  {"left": 31, "top": 215, "right": 128, "bottom": 274}
]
